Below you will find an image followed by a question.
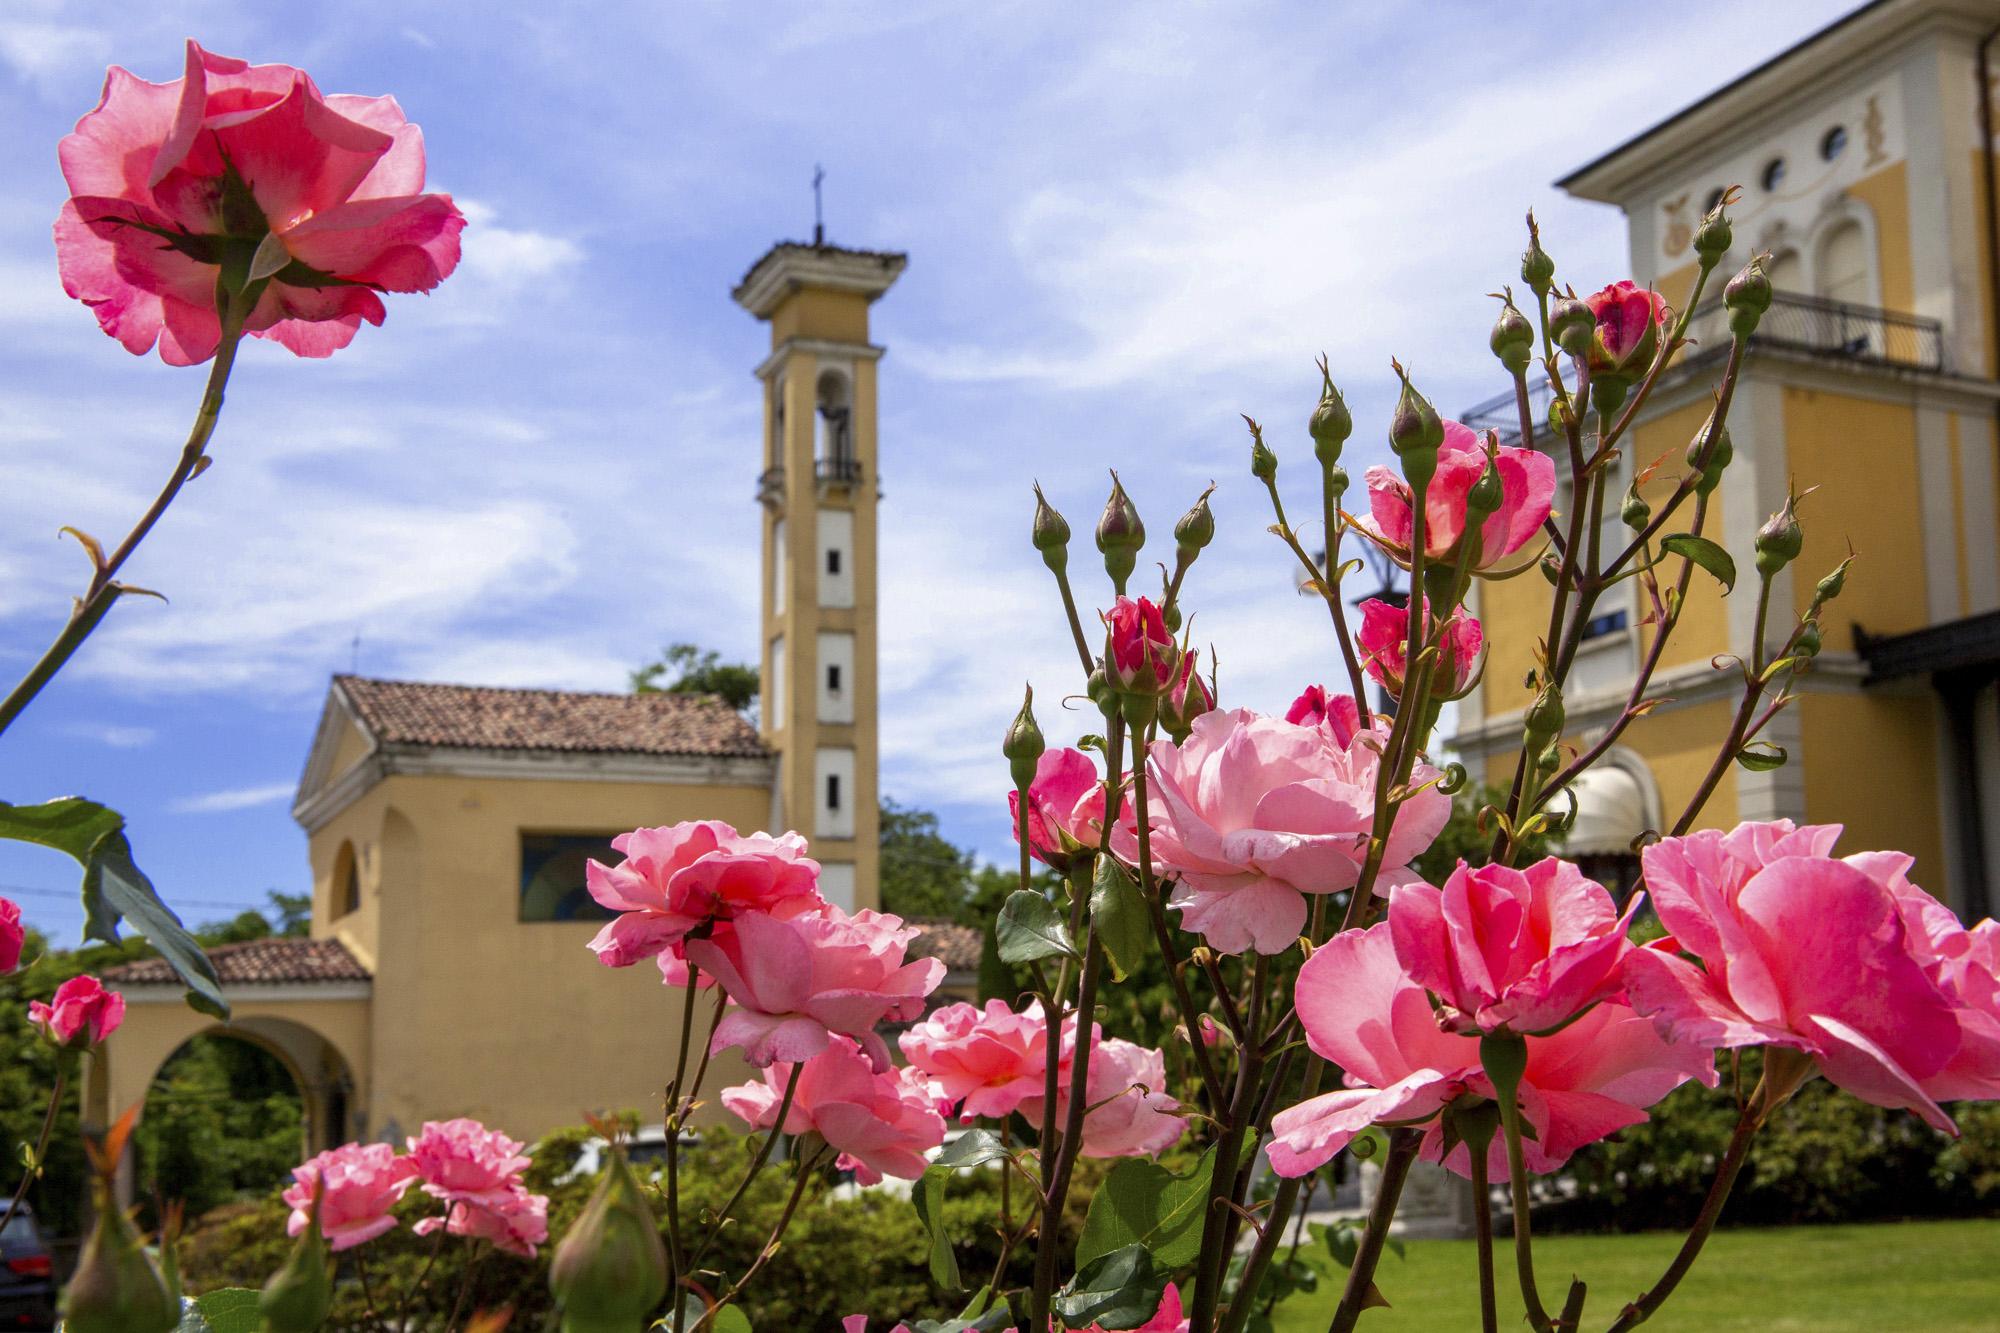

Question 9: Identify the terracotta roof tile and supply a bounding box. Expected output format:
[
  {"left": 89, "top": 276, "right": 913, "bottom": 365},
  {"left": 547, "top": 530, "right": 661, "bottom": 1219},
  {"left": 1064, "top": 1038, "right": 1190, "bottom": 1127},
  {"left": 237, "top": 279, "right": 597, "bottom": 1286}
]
[
  {"left": 335, "top": 675, "right": 769, "bottom": 759},
  {"left": 907, "top": 918, "right": 983, "bottom": 974},
  {"left": 105, "top": 938, "right": 369, "bottom": 988}
]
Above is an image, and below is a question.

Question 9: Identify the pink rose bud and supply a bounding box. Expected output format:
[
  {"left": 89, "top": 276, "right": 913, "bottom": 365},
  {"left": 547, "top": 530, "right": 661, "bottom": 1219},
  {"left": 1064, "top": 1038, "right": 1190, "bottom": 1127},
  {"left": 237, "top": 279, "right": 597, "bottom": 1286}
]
[
  {"left": 1284, "top": 685, "right": 1362, "bottom": 747},
  {"left": 1584, "top": 280, "right": 1671, "bottom": 380},
  {"left": 0, "top": 896, "right": 22, "bottom": 975},
  {"left": 1520, "top": 211, "right": 1555, "bottom": 296},
  {"left": 29, "top": 974, "right": 124, "bottom": 1049},
  {"left": 1103, "top": 596, "right": 1177, "bottom": 695},
  {"left": 55, "top": 41, "right": 464, "bottom": 364},
  {"left": 1363, "top": 420, "right": 1556, "bottom": 573},
  {"left": 1160, "top": 646, "right": 1216, "bottom": 742}
]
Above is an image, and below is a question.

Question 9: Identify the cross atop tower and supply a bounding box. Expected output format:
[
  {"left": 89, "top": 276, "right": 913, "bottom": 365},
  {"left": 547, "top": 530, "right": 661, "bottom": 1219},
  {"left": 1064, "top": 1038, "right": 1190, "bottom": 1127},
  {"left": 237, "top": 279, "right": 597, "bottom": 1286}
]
[{"left": 812, "top": 163, "right": 826, "bottom": 246}]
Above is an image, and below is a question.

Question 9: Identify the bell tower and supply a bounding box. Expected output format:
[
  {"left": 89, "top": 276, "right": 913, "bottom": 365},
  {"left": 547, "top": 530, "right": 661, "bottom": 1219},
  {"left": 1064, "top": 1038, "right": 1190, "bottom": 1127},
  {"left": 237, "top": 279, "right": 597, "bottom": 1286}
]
[{"left": 734, "top": 239, "right": 905, "bottom": 912}]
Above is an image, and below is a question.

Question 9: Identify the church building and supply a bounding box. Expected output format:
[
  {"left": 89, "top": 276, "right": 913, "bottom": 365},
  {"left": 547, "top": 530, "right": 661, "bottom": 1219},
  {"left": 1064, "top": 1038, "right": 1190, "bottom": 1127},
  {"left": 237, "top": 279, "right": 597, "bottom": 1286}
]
[
  {"left": 91, "top": 238, "right": 931, "bottom": 1172},
  {"left": 1453, "top": 0, "right": 2000, "bottom": 919}
]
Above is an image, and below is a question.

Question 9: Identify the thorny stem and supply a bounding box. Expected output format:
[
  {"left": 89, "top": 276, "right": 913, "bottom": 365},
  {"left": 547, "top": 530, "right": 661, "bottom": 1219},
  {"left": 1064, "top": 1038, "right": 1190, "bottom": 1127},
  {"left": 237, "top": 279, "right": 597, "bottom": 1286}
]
[
  {"left": 1133, "top": 757, "right": 1225, "bottom": 1108},
  {"left": 0, "top": 1063, "right": 64, "bottom": 1236},
  {"left": 664, "top": 970, "right": 703, "bottom": 1285},
  {"left": 685, "top": 1062, "right": 804, "bottom": 1273},
  {"left": 693, "top": 1145, "right": 831, "bottom": 1333},
  {"left": 443, "top": 1239, "right": 484, "bottom": 1333},
  {"left": 1670, "top": 574, "right": 1782, "bottom": 837},
  {"left": 1469, "top": 1138, "right": 1499, "bottom": 1333},
  {"left": 395, "top": 1224, "right": 450, "bottom": 1332},
  {"left": 1604, "top": 1104, "right": 1760, "bottom": 1331},
  {"left": 0, "top": 313, "right": 245, "bottom": 739},
  {"left": 1051, "top": 561, "right": 1098, "bottom": 676},
  {"left": 1325, "top": 1128, "right": 1422, "bottom": 1333},
  {"left": 1499, "top": 1085, "right": 1554, "bottom": 1333},
  {"left": 1265, "top": 470, "right": 1371, "bottom": 724}
]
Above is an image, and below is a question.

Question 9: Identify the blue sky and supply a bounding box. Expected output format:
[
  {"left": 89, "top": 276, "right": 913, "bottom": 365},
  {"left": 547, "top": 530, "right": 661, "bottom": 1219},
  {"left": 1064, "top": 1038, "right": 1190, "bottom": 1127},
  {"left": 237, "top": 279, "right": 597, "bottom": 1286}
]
[{"left": 0, "top": 0, "right": 1855, "bottom": 942}]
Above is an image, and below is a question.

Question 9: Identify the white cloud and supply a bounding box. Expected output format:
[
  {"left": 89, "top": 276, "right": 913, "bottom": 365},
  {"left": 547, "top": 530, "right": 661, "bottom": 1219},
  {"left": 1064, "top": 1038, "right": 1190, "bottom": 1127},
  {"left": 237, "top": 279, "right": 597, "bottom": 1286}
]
[
  {"left": 59, "top": 722, "right": 156, "bottom": 748},
  {"left": 170, "top": 781, "right": 296, "bottom": 814},
  {"left": 431, "top": 198, "right": 586, "bottom": 327},
  {"left": 0, "top": 19, "right": 109, "bottom": 97}
]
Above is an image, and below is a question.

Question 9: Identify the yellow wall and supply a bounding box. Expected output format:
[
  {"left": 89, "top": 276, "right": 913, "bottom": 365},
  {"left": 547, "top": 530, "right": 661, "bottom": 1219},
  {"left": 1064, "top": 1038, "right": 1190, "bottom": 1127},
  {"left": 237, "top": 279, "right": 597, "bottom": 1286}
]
[
  {"left": 771, "top": 288, "right": 871, "bottom": 345},
  {"left": 311, "top": 770, "right": 770, "bottom": 1142},
  {"left": 1846, "top": 160, "right": 1914, "bottom": 315},
  {"left": 1631, "top": 400, "right": 1730, "bottom": 672},
  {"left": 1800, "top": 690, "right": 1944, "bottom": 884},
  {"left": 1779, "top": 388, "right": 1924, "bottom": 639}
]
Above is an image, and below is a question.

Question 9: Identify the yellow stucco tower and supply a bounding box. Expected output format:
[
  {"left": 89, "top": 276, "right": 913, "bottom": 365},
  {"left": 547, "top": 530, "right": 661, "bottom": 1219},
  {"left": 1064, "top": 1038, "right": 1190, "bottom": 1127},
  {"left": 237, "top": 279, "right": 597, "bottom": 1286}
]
[
  {"left": 1451, "top": 0, "right": 2000, "bottom": 919},
  {"left": 734, "top": 240, "right": 906, "bottom": 913}
]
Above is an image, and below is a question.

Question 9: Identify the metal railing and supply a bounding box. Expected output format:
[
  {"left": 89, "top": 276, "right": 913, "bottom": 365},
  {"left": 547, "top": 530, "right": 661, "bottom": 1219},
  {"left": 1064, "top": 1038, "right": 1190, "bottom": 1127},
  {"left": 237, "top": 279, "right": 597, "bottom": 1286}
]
[
  {"left": 1460, "top": 290, "right": 1946, "bottom": 445},
  {"left": 815, "top": 454, "right": 864, "bottom": 485}
]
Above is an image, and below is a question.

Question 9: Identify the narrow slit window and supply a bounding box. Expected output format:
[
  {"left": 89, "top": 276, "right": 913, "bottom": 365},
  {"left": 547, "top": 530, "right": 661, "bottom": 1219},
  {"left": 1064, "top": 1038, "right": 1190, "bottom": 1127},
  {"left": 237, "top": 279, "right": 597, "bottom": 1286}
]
[
  {"left": 827, "top": 549, "right": 842, "bottom": 576},
  {"left": 826, "top": 774, "right": 842, "bottom": 811},
  {"left": 827, "top": 664, "right": 842, "bottom": 691}
]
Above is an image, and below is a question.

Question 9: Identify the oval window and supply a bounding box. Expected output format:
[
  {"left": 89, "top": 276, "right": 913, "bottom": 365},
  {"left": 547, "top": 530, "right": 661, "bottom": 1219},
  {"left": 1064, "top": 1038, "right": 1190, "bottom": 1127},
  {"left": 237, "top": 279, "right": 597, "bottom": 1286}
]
[
  {"left": 1761, "top": 158, "right": 1787, "bottom": 192},
  {"left": 1704, "top": 187, "right": 1726, "bottom": 215},
  {"left": 1821, "top": 126, "right": 1848, "bottom": 161}
]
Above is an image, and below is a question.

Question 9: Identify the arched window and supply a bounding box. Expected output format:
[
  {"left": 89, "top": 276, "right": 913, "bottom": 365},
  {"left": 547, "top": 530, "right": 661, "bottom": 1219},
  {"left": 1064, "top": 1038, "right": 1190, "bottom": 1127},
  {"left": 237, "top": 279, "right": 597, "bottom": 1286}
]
[
  {"left": 1766, "top": 249, "right": 1805, "bottom": 295},
  {"left": 1818, "top": 220, "right": 1871, "bottom": 306},
  {"left": 816, "top": 370, "right": 853, "bottom": 472},
  {"left": 333, "top": 841, "right": 360, "bottom": 917}
]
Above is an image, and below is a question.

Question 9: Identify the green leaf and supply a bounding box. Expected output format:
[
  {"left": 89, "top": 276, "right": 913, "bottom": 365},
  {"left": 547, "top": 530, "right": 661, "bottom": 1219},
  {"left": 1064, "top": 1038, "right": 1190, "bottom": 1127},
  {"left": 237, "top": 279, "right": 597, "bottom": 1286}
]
[
  {"left": 913, "top": 1165, "right": 962, "bottom": 1290},
  {"left": 1318, "top": 1219, "right": 1360, "bottom": 1270},
  {"left": 184, "top": 1288, "right": 259, "bottom": 1333},
  {"left": 1053, "top": 1244, "right": 1169, "bottom": 1330},
  {"left": 911, "top": 1129, "right": 1010, "bottom": 1291},
  {"left": 996, "top": 890, "right": 1077, "bottom": 965},
  {"left": 1076, "top": 1146, "right": 1214, "bottom": 1269},
  {"left": 1088, "top": 858, "right": 1150, "bottom": 982},
  {"left": 709, "top": 1308, "right": 753, "bottom": 1333},
  {"left": 1661, "top": 533, "right": 1736, "bottom": 593},
  {"left": 1735, "top": 742, "right": 1789, "bottom": 772},
  {"left": 0, "top": 798, "right": 227, "bottom": 1018}
]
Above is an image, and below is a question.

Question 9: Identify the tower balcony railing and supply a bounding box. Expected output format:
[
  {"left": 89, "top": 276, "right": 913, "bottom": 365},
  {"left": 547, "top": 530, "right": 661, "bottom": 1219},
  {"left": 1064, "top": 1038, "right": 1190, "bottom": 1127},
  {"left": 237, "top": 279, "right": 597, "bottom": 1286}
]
[
  {"left": 815, "top": 454, "right": 864, "bottom": 486},
  {"left": 1460, "top": 289, "right": 1946, "bottom": 445},
  {"left": 756, "top": 466, "right": 785, "bottom": 507}
]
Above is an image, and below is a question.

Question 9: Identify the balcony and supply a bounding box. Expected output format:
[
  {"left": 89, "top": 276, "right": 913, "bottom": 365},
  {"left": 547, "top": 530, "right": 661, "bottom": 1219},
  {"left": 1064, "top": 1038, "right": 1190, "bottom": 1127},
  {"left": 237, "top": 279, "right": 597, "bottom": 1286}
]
[
  {"left": 1460, "top": 291, "right": 1946, "bottom": 445},
  {"left": 815, "top": 454, "right": 864, "bottom": 486}
]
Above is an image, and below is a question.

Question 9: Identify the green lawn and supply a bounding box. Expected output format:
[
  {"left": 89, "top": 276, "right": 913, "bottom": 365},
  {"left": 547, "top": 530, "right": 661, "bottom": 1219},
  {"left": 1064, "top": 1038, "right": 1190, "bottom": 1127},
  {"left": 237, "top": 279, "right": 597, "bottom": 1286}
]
[{"left": 1271, "top": 1218, "right": 2000, "bottom": 1331}]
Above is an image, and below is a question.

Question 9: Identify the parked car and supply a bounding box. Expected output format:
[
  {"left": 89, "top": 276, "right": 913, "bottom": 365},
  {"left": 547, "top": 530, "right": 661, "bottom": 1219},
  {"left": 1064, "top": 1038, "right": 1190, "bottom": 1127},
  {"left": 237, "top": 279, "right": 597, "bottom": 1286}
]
[
  {"left": 0, "top": 1201, "right": 56, "bottom": 1331},
  {"left": 558, "top": 1124, "right": 700, "bottom": 1183}
]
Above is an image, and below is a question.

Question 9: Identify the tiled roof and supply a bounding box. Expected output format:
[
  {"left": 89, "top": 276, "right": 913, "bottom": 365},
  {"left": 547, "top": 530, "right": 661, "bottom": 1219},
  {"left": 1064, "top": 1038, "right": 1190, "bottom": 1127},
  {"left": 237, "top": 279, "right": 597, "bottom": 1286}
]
[
  {"left": 105, "top": 938, "right": 370, "bottom": 988},
  {"left": 908, "top": 919, "right": 983, "bottom": 974},
  {"left": 335, "top": 675, "right": 769, "bottom": 759},
  {"left": 735, "top": 240, "right": 909, "bottom": 290}
]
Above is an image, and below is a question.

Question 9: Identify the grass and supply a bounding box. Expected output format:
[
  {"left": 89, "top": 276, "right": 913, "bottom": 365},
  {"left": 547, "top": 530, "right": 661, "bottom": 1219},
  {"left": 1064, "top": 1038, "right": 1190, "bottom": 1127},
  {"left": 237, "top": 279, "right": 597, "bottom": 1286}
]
[{"left": 1269, "top": 1217, "right": 2000, "bottom": 1331}]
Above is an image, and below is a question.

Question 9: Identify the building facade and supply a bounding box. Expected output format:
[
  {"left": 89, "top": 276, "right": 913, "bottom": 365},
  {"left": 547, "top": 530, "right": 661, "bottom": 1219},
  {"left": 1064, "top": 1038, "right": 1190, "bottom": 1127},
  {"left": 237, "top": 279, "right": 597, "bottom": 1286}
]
[
  {"left": 1451, "top": 0, "right": 2000, "bottom": 919},
  {"left": 92, "top": 239, "right": 910, "bottom": 1180}
]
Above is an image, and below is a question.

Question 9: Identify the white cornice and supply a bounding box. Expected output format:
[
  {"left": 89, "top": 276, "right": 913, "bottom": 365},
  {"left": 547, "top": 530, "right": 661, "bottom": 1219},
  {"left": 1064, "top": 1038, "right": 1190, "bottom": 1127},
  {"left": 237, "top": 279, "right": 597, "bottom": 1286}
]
[
  {"left": 114, "top": 981, "right": 373, "bottom": 1005},
  {"left": 294, "top": 744, "right": 777, "bottom": 834},
  {"left": 753, "top": 337, "right": 886, "bottom": 382},
  {"left": 1561, "top": 1, "right": 1992, "bottom": 204},
  {"left": 733, "top": 246, "right": 907, "bottom": 319}
]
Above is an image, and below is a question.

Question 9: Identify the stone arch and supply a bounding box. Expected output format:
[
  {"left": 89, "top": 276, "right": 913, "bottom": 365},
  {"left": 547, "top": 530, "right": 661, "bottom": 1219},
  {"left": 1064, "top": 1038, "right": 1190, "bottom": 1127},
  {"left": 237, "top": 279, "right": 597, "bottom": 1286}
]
[
  {"left": 1562, "top": 747, "right": 1663, "bottom": 903},
  {"left": 89, "top": 992, "right": 372, "bottom": 1209},
  {"left": 1807, "top": 194, "right": 1882, "bottom": 309}
]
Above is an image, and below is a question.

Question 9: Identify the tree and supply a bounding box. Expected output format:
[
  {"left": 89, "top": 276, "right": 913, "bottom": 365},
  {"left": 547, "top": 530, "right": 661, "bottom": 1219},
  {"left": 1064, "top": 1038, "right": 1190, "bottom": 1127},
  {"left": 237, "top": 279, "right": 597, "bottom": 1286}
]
[
  {"left": 878, "top": 799, "right": 978, "bottom": 922},
  {"left": 629, "top": 642, "right": 759, "bottom": 717}
]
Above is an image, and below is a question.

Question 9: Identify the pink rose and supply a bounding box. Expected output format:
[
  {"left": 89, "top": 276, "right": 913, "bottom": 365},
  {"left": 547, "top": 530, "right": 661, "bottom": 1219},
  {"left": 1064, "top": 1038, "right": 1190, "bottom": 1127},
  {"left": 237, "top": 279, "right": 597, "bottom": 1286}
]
[
  {"left": 1624, "top": 822, "right": 1979, "bottom": 1132},
  {"left": 0, "top": 897, "right": 22, "bottom": 974},
  {"left": 1357, "top": 599, "right": 1483, "bottom": 700},
  {"left": 898, "top": 999, "right": 1056, "bottom": 1120},
  {"left": 1284, "top": 686, "right": 1362, "bottom": 746},
  {"left": 1269, "top": 924, "right": 1712, "bottom": 1180},
  {"left": 1363, "top": 419, "right": 1555, "bottom": 570},
  {"left": 29, "top": 975, "right": 124, "bottom": 1048},
  {"left": 1011, "top": 748, "right": 1106, "bottom": 866},
  {"left": 722, "top": 1037, "right": 947, "bottom": 1184},
  {"left": 416, "top": 1189, "right": 549, "bottom": 1259},
  {"left": 1145, "top": 708, "right": 1451, "bottom": 954},
  {"left": 55, "top": 41, "right": 463, "bottom": 364},
  {"left": 1022, "top": 1030, "right": 1185, "bottom": 1159},
  {"left": 685, "top": 905, "right": 944, "bottom": 1072},
  {"left": 1390, "top": 856, "right": 1641, "bottom": 1036},
  {"left": 1104, "top": 596, "right": 1177, "bottom": 693},
  {"left": 586, "top": 821, "right": 823, "bottom": 969},
  {"left": 282, "top": 1142, "right": 418, "bottom": 1251},
  {"left": 406, "top": 1118, "right": 531, "bottom": 1210},
  {"left": 1851, "top": 852, "right": 2000, "bottom": 1102},
  {"left": 1585, "top": 279, "right": 1672, "bottom": 377}
]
